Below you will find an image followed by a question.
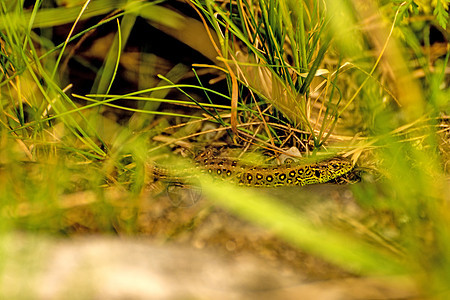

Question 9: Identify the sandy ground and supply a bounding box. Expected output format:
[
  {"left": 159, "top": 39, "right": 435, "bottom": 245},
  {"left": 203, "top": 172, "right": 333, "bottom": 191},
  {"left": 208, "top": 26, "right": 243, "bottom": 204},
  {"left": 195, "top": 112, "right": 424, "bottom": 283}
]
[{"left": 0, "top": 183, "right": 420, "bottom": 299}]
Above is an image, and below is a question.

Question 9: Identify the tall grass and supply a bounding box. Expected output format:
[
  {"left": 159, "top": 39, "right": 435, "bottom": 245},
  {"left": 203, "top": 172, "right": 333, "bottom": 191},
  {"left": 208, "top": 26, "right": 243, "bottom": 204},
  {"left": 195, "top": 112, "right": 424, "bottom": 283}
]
[
  {"left": 0, "top": 0, "right": 194, "bottom": 240},
  {"left": 187, "top": 0, "right": 342, "bottom": 149}
]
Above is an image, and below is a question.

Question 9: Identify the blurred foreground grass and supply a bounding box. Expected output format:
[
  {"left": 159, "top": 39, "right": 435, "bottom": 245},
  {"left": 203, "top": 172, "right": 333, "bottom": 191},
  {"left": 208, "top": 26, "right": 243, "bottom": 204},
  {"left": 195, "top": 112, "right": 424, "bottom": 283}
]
[{"left": 0, "top": 0, "right": 449, "bottom": 298}]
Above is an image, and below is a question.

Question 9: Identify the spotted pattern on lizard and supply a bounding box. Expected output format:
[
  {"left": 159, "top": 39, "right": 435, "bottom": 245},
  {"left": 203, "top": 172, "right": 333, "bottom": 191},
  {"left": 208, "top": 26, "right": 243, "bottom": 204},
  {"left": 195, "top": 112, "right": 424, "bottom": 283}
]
[
  {"left": 198, "top": 156, "right": 353, "bottom": 187},
  {"left": 154, "top": 153, "right": 353, "bottom": 187}
]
